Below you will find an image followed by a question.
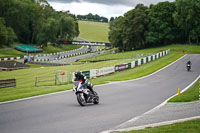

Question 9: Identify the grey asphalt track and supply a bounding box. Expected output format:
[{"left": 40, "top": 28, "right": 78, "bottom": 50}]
[
  {"left": 35, "top": 46, "right": 100, "bottom": 63},
  {"left": 0, "top": 54, "right": 200, "bottom": 133},
  {"left": 52, "top": 46, "right": 100, "bottom": 63},
  {"left": 109, "top": 101, "right": 200, "bottom": 132}
]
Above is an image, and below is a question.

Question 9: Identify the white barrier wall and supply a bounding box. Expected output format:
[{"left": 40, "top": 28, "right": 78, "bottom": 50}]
[
  {"left": 163, "top": 51, "right": 165, "bottom": 56},
  {"left": 90, "top": 69, "right": 97, "bottom": 78},
  {"left": 96, "top": 66, "right": 115, "bottom": 77},
  {"left": 143, "top": 58, "right": 146, "bottom": 64},
  {"left": 152, "top": 55, "right": 155, "bottom": 60},
  {"left": 156, "top": 53, "right": 159, "bottom": 59},
  {"left": 160, "top": 52, "right": 162, "bottom": 57},
  {"left": 70, "top": 49, "right": 171, "bottom": 80},
  {"left": 148, "top": 56, "right": 151, "bottom": 62},
  {"left": 131, "top": 61, "right": 135, "bottom": 68},
  {"left": 138, "top": 59, "right": 141, "bottom": 66}
]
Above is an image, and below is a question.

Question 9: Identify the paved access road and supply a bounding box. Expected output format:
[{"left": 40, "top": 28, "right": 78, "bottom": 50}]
[
  {"left": 52, "top": 46, "right": 101, "bottom": 63},
  {"left": 0, "top": 54, "right": 200, "bottom": 133},
  {"left": 35, "top": 46, "right": 97, "bottom": 62}
]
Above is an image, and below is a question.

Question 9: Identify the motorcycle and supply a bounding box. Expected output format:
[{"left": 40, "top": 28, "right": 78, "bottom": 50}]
[
  {"left": 186, "top": 64, "right": 191, "bottom": 71},
  {"left": 73, "top": 81, "right": 99, "bottom": 106}
]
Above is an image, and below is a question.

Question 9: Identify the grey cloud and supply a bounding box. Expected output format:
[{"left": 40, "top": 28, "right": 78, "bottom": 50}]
[{"left": 48, "top": 0, "right": 175, "bottom": 6}]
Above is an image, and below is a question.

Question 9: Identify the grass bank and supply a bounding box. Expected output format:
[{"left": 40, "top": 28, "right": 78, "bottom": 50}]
[
  {"left": 168, "top": 78, "right": 200, "bottom": 102},
  {"left": 78, "top": 20, "right": 109, "bottom": 42},
  {"left": 79, "top": 44, "right": 200, "bottom": 62},
  {"left": 90, "top": 52, "right": 183, "bottom": 85},
  {"left": 122, "top": 119, "right": 200, "bottom": 133}
]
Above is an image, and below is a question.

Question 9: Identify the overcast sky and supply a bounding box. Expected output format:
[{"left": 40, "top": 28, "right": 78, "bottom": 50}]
[{"left": 48, "top": 0, "right": 175, "bottom": 18}]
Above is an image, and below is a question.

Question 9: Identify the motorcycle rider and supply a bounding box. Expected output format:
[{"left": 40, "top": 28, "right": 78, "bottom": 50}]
[
  {"left": 186, "top": 60, "right": 192, "bottom": 66},
  {"left": 74, "top": 71, "right": 95, "bottom": 94}
]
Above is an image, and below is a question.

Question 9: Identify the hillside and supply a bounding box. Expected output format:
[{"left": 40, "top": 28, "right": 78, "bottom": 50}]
[{"left": 78, "top": 20, "right": 109, "bottom": 42}]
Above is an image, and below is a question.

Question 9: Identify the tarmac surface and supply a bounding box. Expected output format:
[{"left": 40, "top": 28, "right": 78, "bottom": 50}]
[
  {"left": 107, "top": 101, "right": 200, "bottom": 132},
  {"left": 0, "top": 54, "right": 200, "bottom": 133},
  {"left": 52, "top": 46, "right": 101, "bottom": 63}
]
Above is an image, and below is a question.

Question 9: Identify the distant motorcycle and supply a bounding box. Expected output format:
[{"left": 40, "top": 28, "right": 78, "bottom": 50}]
[
  {"left": 73, "top": 81, "right": 99, "bottom": 106},
  {"left": 186, "top": 63, "right": 191, "bottom": 71}
]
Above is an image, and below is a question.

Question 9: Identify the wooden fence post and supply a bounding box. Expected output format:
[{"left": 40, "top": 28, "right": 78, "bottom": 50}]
[
  {"left": 55, "top": 74, "right": 57, "bottom": 85},
  {"left": 35, "top": 76, "right": 37, "bottom": 87}
]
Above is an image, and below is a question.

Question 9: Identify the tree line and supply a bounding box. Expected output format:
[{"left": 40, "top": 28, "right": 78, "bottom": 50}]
[
  {"left": 109, "top": 0, "right": 200, "bottom": 51},
  {"left": 0, "top": 0, "right": 79, "bottom": 47},
  {"left": 77, "top": 13, "right": 108, "bottom": 23}
]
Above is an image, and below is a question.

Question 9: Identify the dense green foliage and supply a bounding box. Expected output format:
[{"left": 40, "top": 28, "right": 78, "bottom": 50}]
[
  {"left": 0, "top": 0, "right": 79, "bottom": 47},
  {"left": 109, "top": 0, "right": 200, "bottom": 50},
  {"left": 77, "top": 13, "right": 108, "bottom": 22},
  {"left": 0, "top": 18, "right": 17, "bottom": 46},
  {"left": 145, "top": 2, "right": 177, "bottom": 45}
]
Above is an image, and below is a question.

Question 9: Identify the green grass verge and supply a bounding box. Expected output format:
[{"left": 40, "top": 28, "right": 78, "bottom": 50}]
[
  {"left": 90, "top": 52, "right": 183, "bottom": 85},
  {"left": 78, "top": 20, "right": 109, "bottom": 42},
  {"left": 122, "top": 119, "right": 200, "bottom": 133},
  {"left": 168, "top": 44, "right": 200, "bottom": 54},
  {"left": 42, "top": 44, "right": 81, "bottom": 54},
  {"left": 78, "top": 44, "right": 200, "bottom": 62},
  {"left": 168, "top": 78, "right": 200, "bottom": 102},
  {"left": 0, "top": 48, "right": 24, "bottom": 58}
]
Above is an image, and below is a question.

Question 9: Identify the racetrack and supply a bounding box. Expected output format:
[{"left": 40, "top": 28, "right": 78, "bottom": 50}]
[
  {"left": 35, "top": 46, "right": 98, "bottom": 63},
  {"left": 0, "top": 54, "right": 200, "bottom": 133}
]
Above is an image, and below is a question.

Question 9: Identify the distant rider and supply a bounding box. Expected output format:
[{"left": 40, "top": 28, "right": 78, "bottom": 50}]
[
  {"left": 186, "top": 60, "right": 192, "bottom": 66},
  {"left": 74, "top": 71, "right": 95, "bottom": 94}
]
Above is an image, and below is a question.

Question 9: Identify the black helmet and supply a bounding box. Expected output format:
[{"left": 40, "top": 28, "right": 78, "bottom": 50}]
[{"left": 75, "top": 71, "right": 81, "bottom": 77}]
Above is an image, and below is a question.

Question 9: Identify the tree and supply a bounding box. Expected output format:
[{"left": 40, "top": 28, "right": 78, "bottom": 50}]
[
  {"left": 123, "top": 4, "right": 149, "bottom": 50},
  {"left": 109, "top": 4, "right": 148, "bottom": 50},
  {"left": 110, "top": 17, "right": 114, "bottom": 22},
  {"left": 0, "top": 17, "right": 16, "bottom": 47},
  {"left": 0, "top": 0, "right": 79, "bottom": 45},
  {"left": 0, "top": 18, "right": 8, "bottom": 46},
  {"left": 36, "top": 18, "right": 59, "bottom": 45},
  {"left": 76, "top": 13, "right": 108, "bottom": 22},
  {"left": 109, "top": 17, "right": 124, "bottom": 50},
  {"left": 174, "top": 0, "right": 200, "bottom": 44},
  {"left": 145, "top": 2, "right": 176, "bottom": 46},
  {"left": 59, "top": 16, "right": 76, "bottom": 41}
]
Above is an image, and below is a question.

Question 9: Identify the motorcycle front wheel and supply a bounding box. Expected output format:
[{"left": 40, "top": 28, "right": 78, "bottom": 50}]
[
  {"left": 77, "top": 93, "right": 86, "bottom": 106},
  {"left": 93, "top": 91, "right": 99, "bottom": 104},
  {"left": 187, "top": 66, "right": 191, "bottom": 71}
]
